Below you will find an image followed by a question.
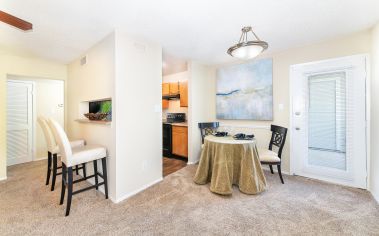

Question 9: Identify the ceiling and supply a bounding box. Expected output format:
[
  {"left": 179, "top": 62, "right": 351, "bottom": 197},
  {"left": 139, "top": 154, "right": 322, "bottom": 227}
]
[{"left": 1, "top": 0, "right": 379, "bottom": 66}]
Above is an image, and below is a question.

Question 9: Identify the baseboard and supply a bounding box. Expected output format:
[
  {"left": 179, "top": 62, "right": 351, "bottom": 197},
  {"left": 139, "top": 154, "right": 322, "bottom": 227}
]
[
  {"left": 0, "top": 176, "right": 7, "bottom": 181},
  {"left": 114, "top": 177, "right": 163, "bottom": 204},
  {"left": 34, "top": 157, "right": 47, "bottom": 161},
  {"left": 261, "top": 166, "right": 290, "bottom": 175},
  {"left": 187, "top": 161, "right": 199, "bottom": 165}
]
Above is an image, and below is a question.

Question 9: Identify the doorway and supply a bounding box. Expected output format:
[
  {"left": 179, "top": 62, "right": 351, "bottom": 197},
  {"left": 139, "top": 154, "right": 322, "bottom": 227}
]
[
  {"left": 6, "top": 76, "right": 65, "bottom": 166},
  {"left": 6, "top": 80, "right": 34, "bottom": 166},
  {"left": 290, "top": 55, "right": 368, "bottom": 188}
]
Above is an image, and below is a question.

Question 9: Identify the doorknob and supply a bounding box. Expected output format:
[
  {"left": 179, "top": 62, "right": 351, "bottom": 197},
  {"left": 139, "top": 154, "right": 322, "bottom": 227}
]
[{"left": 295, "top": 127, "right": 301, "bottom": 130}]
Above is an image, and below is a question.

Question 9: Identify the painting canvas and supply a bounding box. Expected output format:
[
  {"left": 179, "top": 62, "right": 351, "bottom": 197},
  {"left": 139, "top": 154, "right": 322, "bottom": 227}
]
[{"left": 216, "top": 58, "right": 273, "bottom": 120}]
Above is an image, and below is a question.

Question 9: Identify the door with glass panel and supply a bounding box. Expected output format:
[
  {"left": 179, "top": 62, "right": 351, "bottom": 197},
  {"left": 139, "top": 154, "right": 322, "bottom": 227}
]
[{"left": 290, "top": 55, "right": 367, "bottom": 188}]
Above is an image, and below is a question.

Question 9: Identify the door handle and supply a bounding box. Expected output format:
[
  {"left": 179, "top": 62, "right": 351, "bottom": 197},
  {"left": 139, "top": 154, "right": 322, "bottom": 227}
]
[{"left": 295, "top": 127, "right": 301, "bottom": 130}]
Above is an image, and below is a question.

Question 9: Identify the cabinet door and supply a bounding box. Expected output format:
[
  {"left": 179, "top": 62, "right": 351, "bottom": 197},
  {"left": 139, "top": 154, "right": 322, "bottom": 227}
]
[
  {"left": 162, "top": 99, "right": 169, "bottom": 109},
  {"left": 172, "top": 126, "right": 188, "bottom": 158},
  {"left": 162, "top": 83, "right": 170, "bottom": 96},
  {"left": 179, "top": 81, "right": 188, "bottom": 107},
  {"left": 169, "top": 82, "right": 179, "bottom": 94}
]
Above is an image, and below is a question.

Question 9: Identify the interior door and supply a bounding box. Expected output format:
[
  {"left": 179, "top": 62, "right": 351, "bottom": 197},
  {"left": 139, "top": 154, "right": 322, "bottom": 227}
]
[
  {"left": 290, "top": 55, "right": 367, "bottom": 188},
  {"left": 6, "top": 80, "right": 34, "bottom": 166}
]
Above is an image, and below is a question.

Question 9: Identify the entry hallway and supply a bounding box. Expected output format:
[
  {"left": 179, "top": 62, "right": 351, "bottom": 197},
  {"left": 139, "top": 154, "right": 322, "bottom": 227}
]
[{"left": 0, "top": 160, "right": 378, "bottom": 235}]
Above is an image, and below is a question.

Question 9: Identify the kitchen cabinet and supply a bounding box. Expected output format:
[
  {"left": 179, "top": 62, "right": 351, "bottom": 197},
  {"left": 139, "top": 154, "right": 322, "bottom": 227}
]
[
  {"left": 162, "top": 83, "right": 170, "bottom": 96},
  {"left": 169, "top": 82, "right": 179, "bottom": 94},
  {"left": 179, "top": 81, "right": 188, "bottom": 107},
  {"left": 172, "top": 126, "right": 188, "bottom": 158},
  {"left": 162, "top": 99, "right": 169, "bottom": 109}
]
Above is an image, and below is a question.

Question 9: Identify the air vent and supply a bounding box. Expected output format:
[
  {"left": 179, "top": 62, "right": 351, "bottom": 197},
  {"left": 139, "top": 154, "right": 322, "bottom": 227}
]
[{"left": 80, "top": 56, "right": 87, "bottom": 66}]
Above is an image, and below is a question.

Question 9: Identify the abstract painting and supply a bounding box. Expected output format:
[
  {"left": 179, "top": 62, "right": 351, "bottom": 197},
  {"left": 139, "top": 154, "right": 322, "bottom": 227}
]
[{"left": 216, "top": 58, "right": 273, "bottom": 120}]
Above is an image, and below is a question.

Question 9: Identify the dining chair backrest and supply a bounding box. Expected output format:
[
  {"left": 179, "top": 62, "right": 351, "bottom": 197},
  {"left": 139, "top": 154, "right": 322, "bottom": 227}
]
[
  {"left": 38, "top": 117, "right": 57, "bottom": 153},
  {"left": 198, "top": 122, "right": 219, "bottom": 144},
  {"left": 47, "top": 119, "right": 72, "bottom": 165},
  {"left": 269, "top": 125, "right": 288, "bottom": 159}
]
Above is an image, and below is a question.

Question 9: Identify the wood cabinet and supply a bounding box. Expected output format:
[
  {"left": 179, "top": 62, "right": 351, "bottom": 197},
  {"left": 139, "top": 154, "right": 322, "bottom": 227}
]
[
  {"left": 162, "top": 83, "right": 170, "bottom": 96},
  {"left": 162, "top": 99, "right": 169, "bottom": 109},
  {"left": 172, "top": 126, "right": 188, "bottom": 158},
  {"left": 179, "top": 81, "right": 188, "bottom": 107},
  {"left": 169, "top": 82, "right": 179, "bottom": 94}
]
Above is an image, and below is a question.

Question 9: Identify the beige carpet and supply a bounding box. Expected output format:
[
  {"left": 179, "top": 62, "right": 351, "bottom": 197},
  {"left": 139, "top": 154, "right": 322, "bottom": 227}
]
[{"left": 0, "top": 160, "right": 378, "bottom": 235}]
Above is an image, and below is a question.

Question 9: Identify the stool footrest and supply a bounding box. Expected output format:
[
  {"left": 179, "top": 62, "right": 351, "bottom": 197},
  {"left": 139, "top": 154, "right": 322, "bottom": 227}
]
[
  {"left": 72, "top": 182, "right": 105, "bottom": 195},
  {"left": 73, "top": 174, "right": 95, "bottom": 184}
]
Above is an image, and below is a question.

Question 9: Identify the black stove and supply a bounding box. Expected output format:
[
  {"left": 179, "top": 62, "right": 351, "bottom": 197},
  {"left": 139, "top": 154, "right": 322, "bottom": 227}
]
[{"left": 166, "top": 113, "right": 186, "bottom": 123}]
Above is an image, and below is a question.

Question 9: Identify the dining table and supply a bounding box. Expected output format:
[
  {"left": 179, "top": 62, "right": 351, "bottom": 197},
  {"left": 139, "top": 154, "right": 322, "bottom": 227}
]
[{"left": 193, "top": 135, "right": 267, "bottom": 195}]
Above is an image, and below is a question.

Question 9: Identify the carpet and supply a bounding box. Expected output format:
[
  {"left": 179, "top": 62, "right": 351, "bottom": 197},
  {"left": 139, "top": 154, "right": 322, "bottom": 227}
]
[{"left": 0, "top": 160, "right": 378, "bottom": 235}]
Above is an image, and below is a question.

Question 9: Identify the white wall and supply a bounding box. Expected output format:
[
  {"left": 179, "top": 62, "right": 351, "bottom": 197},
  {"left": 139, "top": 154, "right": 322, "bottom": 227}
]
[
  {"left": 0, "top": 48, "right": 67, "bottom": 180},
  {"left": 370, "top": 23, "right": 379, "bottom": 202},
  {"left": 188, "top": 62, "right": 216, "bottom": 164},
  {"left": 162, "top": 71, "right": 188, "bottom": 119},
  {"left": 67, "top": 33, "right": 116, "bottom": 200},
  {"left": 189, "top": 30, "right": 371, "bottom": 173},
  {"left": 114, "top": 31, "right": 162, "bottom": 202}
]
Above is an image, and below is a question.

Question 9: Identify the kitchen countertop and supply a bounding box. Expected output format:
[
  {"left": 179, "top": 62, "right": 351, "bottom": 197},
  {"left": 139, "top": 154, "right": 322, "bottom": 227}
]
[{"left": 162, "top": 121, "right": 188, "bottom": 127}]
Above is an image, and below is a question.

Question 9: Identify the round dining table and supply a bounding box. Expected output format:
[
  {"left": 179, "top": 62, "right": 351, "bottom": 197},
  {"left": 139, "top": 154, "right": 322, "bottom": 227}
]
[{"left": 193, "top": 135, "right": 267, "bottom": 195}]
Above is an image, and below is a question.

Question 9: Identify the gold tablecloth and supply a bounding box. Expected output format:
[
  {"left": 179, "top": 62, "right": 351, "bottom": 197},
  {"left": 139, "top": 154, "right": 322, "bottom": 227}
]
[{"left": 193, "top": 136, "right": 267, "bottom": 195}]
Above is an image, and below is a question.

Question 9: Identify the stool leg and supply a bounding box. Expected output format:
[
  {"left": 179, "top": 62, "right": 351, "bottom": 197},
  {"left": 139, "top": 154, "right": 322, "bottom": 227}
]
[
  {"left": 60, "top": 164, "right": 67, "bottom": 205},
  {"left": 51, "top": 154, "right": 58, "bottom": 191},
  {"left": 101, "top": 157, "right": 108, "bottom": 199},
  {"left": 82, "top": 163, "right": 87, "bottom": 178},
  {"left": 75, "top": 165, "right": 79, "bottom": 175},
  {"left": 93, "top": 160, "right": 98, "bottom": 190},
  {"left": 65, "top": 167, "right": 73, "bottom": 216},
  {"left": 46, "top": 152, "right": 52, "bottom": 185},
  {"left": 277, "top": 164, "right": 284, "bottom": 184},
  {"left": 269, "top": 165, "right": 274, "bottom": 174}
]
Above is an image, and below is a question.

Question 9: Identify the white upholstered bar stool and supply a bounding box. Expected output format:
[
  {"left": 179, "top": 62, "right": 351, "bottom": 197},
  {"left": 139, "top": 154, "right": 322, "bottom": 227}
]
[
  {"left": 47, "top": 118, "right": 108, "bottom": 216},
  {"left": 38, "top": 117, "right": 86, "bottom": 191}
]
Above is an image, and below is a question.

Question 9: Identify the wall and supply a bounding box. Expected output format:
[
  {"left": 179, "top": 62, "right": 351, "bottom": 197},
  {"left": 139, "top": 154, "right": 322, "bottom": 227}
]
[
  {"left": 0, "top": 48, "right": 67, "bottom": 180},
  {"left": 114, "top": 31, "right": 162, "bottom": 202},
  {"left": 162, "top": 71, "right": 188, "bottom": 119},
  {"left": 190, "top": 30, "right": 371, "bottom": 173},
  {"left": 67, "top": 33, "right": 116, "bottom": 200},
  {"left": 7, "top": 76, "right": 64, "bottom": 160},
  {"left": 370, "top": 23, "right": 379, "bottom": 202},
  {"left": 188, "top": 62, "right": 216, "bottom": 164}
]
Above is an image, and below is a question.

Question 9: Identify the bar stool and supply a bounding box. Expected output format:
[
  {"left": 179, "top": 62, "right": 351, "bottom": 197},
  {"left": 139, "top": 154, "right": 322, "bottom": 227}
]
[
  {"left": 38, "top": 117, "right": 87, "bottom": 191},
  {"left": 47, "top": 118, "right": 108, "bottom": 216}
]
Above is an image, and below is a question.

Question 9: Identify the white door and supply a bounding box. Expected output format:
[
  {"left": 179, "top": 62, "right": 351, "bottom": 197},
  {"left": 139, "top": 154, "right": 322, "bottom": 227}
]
[
  {"left": 290, "top": 55, "right": 367, "bottom": 188},
  {"left": 6, "top": 80, "right": 34, "bottom": 166}
]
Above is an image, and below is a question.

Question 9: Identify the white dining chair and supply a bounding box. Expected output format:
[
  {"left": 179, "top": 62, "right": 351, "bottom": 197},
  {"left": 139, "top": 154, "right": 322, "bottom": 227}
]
[
  {"left": 38, "top": 117, "right": 86, "bottom": 191},
  {"left": 47, "top": 118, "right": 108, "bottom": 216}
]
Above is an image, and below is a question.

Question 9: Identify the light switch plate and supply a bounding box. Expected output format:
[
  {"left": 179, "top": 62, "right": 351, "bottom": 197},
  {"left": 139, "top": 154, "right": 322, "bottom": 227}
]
[
  {"left": 278, "top": 103, "right": 284, "bottom": 111},
  {"left": 154, "top": 104, "right": 161, "bottom": 113}
]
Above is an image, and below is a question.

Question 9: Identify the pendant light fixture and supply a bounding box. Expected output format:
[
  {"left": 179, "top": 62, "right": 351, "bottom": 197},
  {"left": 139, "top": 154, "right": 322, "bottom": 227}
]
[{"left": 227, "top": 26, "right": 268, "bottom": 59}]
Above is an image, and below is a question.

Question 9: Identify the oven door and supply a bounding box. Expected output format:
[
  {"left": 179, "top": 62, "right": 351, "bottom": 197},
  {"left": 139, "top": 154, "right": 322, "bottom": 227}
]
[{"left": 162, "top": 124, "right": 172, "bottom": 157}]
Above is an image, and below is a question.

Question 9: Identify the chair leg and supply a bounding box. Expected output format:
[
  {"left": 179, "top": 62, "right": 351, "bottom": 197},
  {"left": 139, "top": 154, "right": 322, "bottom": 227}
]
[
  {"left": 93, "top": 160, "right": 98, "bottom": 190},
  {"left": 60, "top": 164, "right": 67, "bottom": 205},
  {"left": 277, "top": 164, "right": 284, "bottom": 184},
  {"left": 51, "top": 154, "right": 58, "bottom": 191},
  {"left": 82, "top": 163, "right": 87, "bottom": 178},
  {"left": 65, "top": 167, "right": 73, "bottom": 216},
  {"left": 75, "top": 165, "right": 79, "bottom": 175},
  {"left": 269, "top": 165, "right": 274, "bottom": 174},
  {"left": 46, "top": 152, "right": 52, "bottom": 185},
  {"left": 101, "top": 157, "right": 108, "bottom": 199}
]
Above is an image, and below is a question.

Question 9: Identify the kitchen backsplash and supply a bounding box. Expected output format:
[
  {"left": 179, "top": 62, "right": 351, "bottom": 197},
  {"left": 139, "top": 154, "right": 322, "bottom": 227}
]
[{"left": 162, "top": 100, "right": 188, "bottom": 120}]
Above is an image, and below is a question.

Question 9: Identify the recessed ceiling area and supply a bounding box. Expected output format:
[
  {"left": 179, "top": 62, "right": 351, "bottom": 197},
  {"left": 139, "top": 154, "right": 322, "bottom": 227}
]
[{"left": 1, "top": 0, "right": 379, "bottom": 65}]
